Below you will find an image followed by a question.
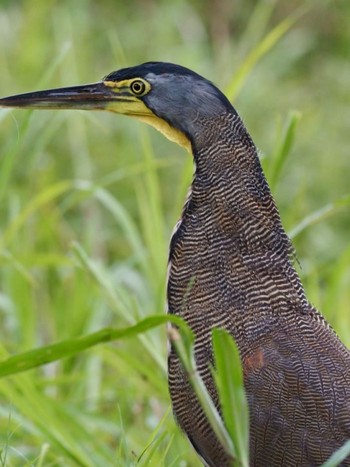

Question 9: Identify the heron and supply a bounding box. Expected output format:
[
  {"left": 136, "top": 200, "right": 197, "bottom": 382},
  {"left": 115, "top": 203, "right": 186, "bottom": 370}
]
[{"left": 1, "top": 62, "right": 350, "bottom": 466}]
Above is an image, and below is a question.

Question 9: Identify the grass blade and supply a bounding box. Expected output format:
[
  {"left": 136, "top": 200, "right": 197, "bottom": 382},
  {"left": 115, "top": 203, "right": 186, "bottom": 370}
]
[
  {"left": 321, "top": 440, "right": 350, "bottom": 467},
  {"left": 212, "top": 329, "right": 249, "bottom": 467},
  {"left": 225, "top": 8, "right": 306, "bottom": 101},
  {"left": 289, "top": 194, "right": 350, "bottom": 239},
  {"left": 1, "top": 180, "right": 73, "bottom": 249},
  {"left": 168, "top": 326, "right": 236, "bottom": 462},
  {"left": 0, "top": 315, "right": 189, "bottom": 378},
  {"left": 268, "top": 110, "right": 301, "bottom": 190}
]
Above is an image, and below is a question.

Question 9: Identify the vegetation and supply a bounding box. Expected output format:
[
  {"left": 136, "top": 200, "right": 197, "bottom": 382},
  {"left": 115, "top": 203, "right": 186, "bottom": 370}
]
[{"left": 0, "top": 0, "right": 349, "bottom": 465}]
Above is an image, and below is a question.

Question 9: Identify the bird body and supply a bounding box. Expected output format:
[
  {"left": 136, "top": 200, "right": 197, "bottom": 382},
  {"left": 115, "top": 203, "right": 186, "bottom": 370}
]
[
  {"left": 166, "top": 107, "right": 350, "bottom": 466},
  {"left": 1, "top": 62, "right": 349, "bottom": 466}
]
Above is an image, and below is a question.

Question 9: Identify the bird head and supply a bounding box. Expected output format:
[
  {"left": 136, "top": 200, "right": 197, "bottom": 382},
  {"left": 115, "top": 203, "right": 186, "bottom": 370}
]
[{"left": 0, "top": 62, "right": 234, "bottom": 152}]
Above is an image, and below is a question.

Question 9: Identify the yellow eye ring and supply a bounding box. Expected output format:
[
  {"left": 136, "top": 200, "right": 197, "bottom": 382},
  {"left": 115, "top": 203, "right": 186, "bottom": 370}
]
[{"left": 130, "top": 79, "right": 146, "bottom": 95}]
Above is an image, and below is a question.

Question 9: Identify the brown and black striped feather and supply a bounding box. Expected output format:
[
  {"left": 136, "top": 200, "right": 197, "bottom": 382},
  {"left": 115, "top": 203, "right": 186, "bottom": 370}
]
[{"left": 167, "top": 112, "right": 350, "bottom": 466}]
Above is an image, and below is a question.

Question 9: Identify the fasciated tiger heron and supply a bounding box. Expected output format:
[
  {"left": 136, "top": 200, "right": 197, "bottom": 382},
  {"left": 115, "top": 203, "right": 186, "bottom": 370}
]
[{"left": 1, "top": 62, "right": 350, "bottom": 467}]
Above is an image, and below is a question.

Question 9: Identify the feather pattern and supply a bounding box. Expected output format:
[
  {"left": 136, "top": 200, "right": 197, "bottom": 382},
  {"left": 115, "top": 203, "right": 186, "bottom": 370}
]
[{"left": 167, "top": 111, "right": 350, "bottom": 466}]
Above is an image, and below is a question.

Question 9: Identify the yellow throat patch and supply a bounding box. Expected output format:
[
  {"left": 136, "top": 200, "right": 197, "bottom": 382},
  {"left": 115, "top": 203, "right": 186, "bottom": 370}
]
[{"left": 104, "top": 79, "right": 191, "bottom": 153}]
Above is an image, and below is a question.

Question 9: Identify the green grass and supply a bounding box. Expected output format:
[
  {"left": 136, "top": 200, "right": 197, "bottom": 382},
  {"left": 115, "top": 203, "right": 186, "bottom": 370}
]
[{"left": 0, "top": 1, "right": 349, "bottom": 465}]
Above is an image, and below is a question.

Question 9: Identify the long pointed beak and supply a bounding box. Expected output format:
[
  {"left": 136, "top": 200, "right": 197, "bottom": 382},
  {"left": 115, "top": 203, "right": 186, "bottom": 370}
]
[{"left": 0, "top": 82, "right": 119, "bottom": 111}]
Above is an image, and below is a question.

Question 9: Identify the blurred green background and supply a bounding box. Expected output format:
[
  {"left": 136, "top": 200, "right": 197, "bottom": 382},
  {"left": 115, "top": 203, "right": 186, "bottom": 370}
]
[{"left": 0, "top": 0, "right": 349, "bottom": 465}]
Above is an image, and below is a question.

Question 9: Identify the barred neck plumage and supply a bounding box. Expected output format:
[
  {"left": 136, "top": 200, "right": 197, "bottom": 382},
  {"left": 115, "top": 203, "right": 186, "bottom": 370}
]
[
  {"left": 191, "top": 111, "right": 296, "bottom": 268},
  {"left": 167, "top": 110, "right": 312, "bottom": 346}
]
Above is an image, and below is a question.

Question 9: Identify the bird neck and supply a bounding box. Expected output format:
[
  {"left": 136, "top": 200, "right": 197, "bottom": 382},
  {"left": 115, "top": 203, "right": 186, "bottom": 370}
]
[
  {"left": 171, "top": 111, "right": 308, "bottom": 324},
  {"left": 190, "top": 112, "right": 293, "bottom": 263}
]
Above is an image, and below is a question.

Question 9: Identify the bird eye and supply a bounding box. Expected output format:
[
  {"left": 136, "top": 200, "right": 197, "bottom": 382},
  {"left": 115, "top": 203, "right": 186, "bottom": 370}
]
[{"left": 130, "top": 80, "right": 146, "bottom": 95}]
